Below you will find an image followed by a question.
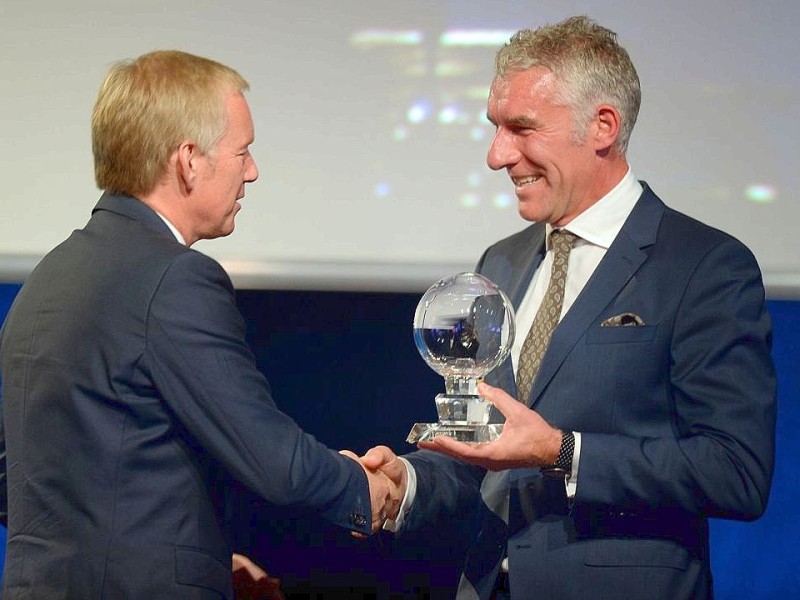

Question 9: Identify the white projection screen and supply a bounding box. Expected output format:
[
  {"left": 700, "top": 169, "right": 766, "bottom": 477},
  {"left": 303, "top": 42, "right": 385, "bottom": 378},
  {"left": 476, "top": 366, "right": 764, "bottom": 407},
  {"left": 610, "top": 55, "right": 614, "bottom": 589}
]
[{"left": 1, "top": 0, "right": 798, "bottom": 295}]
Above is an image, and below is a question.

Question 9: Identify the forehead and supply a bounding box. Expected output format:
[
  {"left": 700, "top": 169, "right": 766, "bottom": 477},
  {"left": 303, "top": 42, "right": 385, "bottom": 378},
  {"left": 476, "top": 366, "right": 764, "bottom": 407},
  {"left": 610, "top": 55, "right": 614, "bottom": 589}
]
[
  {"left": 222, "top": 92, "right": 254, "bottom": 143},
  {"left": 488, "top": 67, "right": 561, "bottom": 116}
]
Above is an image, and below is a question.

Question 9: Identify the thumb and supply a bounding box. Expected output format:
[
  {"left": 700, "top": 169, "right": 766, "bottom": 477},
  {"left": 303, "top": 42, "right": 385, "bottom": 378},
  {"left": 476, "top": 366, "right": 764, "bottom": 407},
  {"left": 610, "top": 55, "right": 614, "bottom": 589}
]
[{"left": 361, "top": 445, "right": 395, "bottom": 470}]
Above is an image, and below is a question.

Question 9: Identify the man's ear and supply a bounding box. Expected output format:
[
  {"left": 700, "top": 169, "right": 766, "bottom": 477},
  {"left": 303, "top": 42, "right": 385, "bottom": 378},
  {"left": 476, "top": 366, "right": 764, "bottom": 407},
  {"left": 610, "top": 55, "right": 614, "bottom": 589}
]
[
  {"left": 176, "top": 141, "right": 199, "bottom": 193},
  {"left": 593, "top": 105, "right": 621, "bottom": 153}
]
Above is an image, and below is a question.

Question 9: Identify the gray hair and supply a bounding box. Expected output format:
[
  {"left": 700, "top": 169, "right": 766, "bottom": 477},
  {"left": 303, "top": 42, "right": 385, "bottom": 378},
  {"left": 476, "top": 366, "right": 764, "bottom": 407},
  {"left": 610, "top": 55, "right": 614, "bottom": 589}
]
[{"left": 495, "top": 16, "right": 641, "bottom": 154}]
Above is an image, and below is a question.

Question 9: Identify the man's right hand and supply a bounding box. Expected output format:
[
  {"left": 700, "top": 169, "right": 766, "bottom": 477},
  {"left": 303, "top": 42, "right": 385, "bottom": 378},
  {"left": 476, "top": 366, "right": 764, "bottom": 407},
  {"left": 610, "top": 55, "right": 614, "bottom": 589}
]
[
  {"left": 361, "top": 445, "right": 408, "bottom": 522},
  {"left": 340, "top": 449, "right": 403, "bottom": 534}
]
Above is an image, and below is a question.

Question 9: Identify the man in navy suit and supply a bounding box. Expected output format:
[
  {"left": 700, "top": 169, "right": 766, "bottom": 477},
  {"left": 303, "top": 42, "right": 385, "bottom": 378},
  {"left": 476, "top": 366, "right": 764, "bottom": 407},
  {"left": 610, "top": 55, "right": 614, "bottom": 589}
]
[
  {"left": 0, "top": 50, "right": 400, "bottom": 599},
  {"left": 365, "top": 16, "right": 776, "bottom": 599}
]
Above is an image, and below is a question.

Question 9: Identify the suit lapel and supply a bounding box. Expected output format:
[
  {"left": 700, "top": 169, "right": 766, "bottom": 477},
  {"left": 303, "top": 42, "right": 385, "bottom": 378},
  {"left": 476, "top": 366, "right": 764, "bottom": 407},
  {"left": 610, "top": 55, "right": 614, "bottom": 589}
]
[
  {"left": 505, "top": 228, "right": 547, "bottom": 310},
  {"left": 527, "top": 186, "right": 664, "bottom": 407}
]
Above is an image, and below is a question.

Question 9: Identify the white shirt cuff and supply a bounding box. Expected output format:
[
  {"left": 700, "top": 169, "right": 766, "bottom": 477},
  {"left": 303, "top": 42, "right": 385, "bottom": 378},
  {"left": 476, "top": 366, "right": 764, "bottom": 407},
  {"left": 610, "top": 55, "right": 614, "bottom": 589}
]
[
  {"left": 382, "top": 456, "right": 416, "bottom": 532},
  {"left": 565, "top": 431, "right": 581, "bottom": 498}
]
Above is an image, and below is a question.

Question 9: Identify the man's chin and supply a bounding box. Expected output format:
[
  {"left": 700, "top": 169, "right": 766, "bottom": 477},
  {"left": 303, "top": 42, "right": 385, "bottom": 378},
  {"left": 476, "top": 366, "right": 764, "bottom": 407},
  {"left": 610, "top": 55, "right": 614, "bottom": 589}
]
[
  {"left": 517, "top": 204, "right": 546, "bottom": 223},
  {"left": 204, "top": 223, "right": 236, "bottom": 241}
]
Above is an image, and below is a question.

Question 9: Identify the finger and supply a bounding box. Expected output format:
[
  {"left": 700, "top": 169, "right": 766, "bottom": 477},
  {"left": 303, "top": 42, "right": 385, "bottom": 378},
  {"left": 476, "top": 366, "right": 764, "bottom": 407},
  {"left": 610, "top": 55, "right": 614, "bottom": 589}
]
[
  {"left": 417, "top": 442, "right": 469, "bottom": 463},
  {"left": 231, "top": 553, "right": 268, "bottom": 581},
  {"left": 418, "top": 435, "right": 481, "bottom": 458},
  {"left": 477, "top": 381, "right": 521, "bottom": 417},
  {"left": 372, "top": 502, "right": 389, "bottom": 532}
]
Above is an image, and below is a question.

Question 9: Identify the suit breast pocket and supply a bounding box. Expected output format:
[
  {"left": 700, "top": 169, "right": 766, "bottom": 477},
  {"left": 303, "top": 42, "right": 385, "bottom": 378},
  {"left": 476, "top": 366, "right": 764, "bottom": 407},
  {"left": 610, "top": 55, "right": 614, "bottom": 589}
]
[{"left": 586, "top": 324, "right": 658, "bottom": 345}]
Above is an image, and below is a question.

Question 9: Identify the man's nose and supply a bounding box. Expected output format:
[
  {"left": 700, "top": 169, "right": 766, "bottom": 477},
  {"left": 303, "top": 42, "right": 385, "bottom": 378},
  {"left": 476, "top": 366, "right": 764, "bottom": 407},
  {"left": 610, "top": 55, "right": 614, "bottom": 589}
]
[
  {"left": 246, "top": 155, "right": 259, "bottom": 183},
  {"left": 486, "top": 129, "right": 519, "bottom": 171}
]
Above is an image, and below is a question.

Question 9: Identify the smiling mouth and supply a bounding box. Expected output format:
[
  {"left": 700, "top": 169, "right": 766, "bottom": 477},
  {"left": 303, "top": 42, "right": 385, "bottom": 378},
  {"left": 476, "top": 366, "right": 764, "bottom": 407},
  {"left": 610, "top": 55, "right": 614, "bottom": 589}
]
[{"left": 512, "top": 175, "right": 540, "bottom": 188}]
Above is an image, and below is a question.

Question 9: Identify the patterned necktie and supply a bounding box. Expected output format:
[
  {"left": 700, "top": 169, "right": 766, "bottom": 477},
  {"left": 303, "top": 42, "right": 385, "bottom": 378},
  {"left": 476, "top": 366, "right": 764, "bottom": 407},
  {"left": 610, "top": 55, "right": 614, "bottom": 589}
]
[
  {"left": 456, "top": 229, "right": 579, "bottom": 599},
  {"left": 515, "top": 229, "right": 578, "bottom": 403}
]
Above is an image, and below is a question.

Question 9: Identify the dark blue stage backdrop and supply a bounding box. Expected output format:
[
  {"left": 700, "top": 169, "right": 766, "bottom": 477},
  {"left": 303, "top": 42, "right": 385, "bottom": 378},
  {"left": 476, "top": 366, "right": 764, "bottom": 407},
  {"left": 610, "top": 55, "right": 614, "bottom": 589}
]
[{"left": 0, "top": 283, "right": 797, "bottom": 597}]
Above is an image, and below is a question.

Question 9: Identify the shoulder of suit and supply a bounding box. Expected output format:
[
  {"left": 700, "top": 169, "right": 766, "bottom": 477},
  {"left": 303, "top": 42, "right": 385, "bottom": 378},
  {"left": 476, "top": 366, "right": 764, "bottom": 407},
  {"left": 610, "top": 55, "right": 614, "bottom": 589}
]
[
  {"left": 659, "top": 203, "right": 750, "bottom": 253},
  {"left": 159, "top": 247, "right": 234, "bottom": 291}
]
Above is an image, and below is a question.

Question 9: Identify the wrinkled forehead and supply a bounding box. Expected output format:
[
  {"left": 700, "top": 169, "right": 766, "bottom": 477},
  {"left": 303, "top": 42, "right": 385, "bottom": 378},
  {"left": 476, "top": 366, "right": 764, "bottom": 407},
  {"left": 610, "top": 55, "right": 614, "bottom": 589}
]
[{"left": 488, "top": 67, "right": 562, "bottom": 112}]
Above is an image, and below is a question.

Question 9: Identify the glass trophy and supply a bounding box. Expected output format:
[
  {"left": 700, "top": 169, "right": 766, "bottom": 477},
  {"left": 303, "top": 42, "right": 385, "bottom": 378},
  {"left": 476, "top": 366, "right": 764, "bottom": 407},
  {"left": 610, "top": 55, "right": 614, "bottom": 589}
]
[{"left": 408, "top": 272, "right": 515, "bottom": 444}]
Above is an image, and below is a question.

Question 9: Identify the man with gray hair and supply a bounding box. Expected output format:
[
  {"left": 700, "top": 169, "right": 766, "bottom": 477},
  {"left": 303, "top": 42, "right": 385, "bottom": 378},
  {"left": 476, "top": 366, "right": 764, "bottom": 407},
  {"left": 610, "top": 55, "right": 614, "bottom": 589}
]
[{"left": 364, "top": 16, "right": 776, "bottom": 599}]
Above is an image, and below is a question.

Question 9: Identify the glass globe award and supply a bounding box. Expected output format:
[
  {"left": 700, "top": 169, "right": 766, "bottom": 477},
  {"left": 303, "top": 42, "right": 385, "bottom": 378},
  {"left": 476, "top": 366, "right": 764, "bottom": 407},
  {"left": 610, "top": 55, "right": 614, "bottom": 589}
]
[{"left": 408, "top": 272, "right": 515, "bottom": 444}]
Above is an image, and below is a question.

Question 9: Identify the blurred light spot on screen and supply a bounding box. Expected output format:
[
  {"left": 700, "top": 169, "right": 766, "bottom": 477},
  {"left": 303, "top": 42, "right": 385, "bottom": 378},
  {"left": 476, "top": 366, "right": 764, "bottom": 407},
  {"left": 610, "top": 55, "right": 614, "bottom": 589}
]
[
  {"left": 350, "top": 30, "right": 423, "bottom": 47},
  {"left": 493, "top": 194, "right": 513, "bottom": 209},
  {"left": 467, "top": 86, "right": 492, "bottom": 101},
  {"left": 745, "top": 184, "right": 777, "bottom": 204},
  {"left": 438, "top": 105, "right": 459, "bottom": 124},
  {"left": 374, "top": 182, "right": 391, "bottom": 198},
  {"left": 439, "top": 30, "right": 515, "bottom": 47},
  {"left": 407, "top": 101, "right": 430, "bottom": 124},
  {"left": 460, "top": 193, "right": 480, "bottom": 208},
  {"left": 470, "top": 126, "right": 487, "bottom": 141},
  {"left": 435, "top": 60, "right": 472, "bottom": 77},
  {"left": 392, "top": 126, "right": 409, "bottom": 142},
  {"left": 467, "top": 172, "right": 482, "bottom": 187}
]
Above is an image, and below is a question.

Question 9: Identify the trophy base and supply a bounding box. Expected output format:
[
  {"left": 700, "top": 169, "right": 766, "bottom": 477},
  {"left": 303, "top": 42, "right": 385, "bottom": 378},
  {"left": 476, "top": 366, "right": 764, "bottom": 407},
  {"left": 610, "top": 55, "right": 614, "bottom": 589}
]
[{"left": 407, "top": 422, "right": 503, "bottom": 444}]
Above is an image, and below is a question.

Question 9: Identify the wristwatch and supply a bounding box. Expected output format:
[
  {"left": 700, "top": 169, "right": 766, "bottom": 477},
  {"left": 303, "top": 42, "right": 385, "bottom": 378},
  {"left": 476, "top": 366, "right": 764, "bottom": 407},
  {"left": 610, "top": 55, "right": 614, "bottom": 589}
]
[{"left": 542, "top": 430, "right": 575, "bottom": 477}]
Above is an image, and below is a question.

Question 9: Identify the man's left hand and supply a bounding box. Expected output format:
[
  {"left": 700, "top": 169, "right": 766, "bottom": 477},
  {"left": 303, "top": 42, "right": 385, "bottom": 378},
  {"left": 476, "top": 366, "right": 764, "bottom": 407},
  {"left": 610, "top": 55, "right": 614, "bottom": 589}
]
[{"left": 418, "top": 381, "right": 562, "bottom": 470}]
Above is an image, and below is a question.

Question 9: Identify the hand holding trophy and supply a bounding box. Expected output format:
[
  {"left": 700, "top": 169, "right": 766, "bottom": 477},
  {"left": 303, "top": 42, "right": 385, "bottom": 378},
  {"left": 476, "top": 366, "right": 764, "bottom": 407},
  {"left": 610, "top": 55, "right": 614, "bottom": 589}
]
[{"left": 408, "top": 272, "right": 515, "bottom": 444}]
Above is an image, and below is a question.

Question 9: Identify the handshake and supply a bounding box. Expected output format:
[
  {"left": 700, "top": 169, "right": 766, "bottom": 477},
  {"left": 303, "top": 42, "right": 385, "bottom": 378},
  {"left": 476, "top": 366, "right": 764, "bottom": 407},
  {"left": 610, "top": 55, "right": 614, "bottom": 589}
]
[
  {"left": 338, "top": 381, "right": 565, "bottom": 535},
  {"left": 341, "top": 446, "right": 408, "bottom": 535},
  {"left": 339, "top": 382, "right": 561, "bottom": 535}
]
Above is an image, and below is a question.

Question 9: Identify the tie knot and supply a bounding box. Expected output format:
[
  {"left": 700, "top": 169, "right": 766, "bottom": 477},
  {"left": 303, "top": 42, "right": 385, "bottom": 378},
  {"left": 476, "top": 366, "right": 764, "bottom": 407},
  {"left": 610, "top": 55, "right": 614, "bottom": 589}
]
[{"left": 550, "top": 229, "right": 578, "bottom": 256}]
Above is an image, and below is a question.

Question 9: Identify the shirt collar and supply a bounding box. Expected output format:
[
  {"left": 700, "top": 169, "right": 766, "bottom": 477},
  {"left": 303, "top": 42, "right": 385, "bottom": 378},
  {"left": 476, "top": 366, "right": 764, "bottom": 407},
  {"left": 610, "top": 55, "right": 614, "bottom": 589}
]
[
  {"left": 155, "top": 211, "right": 187, "bottom": 246},
  {"left": 546, "top": 168, "right": 643, "bottom": 250}
]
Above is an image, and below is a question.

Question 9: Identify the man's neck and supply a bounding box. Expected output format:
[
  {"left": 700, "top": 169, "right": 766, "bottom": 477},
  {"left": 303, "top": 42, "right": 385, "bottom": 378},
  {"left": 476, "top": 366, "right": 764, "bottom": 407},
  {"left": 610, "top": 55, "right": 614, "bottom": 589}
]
[{"left": 139, "top": 187, "right": 196, "bottom": 246}]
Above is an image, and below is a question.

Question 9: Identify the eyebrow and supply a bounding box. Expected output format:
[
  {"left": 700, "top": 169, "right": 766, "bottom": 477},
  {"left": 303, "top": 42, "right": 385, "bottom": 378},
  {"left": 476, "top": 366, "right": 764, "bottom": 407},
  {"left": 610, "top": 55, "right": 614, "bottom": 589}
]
[
  {"left": 506, "top": 115, "right": 539, "bottom": 128},
  {"left": 485, "top": 113, "right": 539, "bottom": 129}
]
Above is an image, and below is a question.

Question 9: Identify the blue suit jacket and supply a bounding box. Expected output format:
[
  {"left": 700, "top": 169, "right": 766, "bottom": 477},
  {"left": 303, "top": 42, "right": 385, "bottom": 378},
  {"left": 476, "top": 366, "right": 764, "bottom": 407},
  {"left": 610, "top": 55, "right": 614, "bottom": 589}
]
[
  {"left": 0, "top": 193, "right": 372, "bottom": 599},
  {"left": 405, "top": 184, "right": 777, "bottom": 599}
]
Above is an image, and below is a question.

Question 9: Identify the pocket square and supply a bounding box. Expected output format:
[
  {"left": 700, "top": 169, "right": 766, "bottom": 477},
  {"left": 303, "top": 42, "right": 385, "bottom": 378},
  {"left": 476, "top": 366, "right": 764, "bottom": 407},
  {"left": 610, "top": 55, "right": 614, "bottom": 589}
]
[{"left": 601, "top": 312, "right": 645, "bottom": 327}]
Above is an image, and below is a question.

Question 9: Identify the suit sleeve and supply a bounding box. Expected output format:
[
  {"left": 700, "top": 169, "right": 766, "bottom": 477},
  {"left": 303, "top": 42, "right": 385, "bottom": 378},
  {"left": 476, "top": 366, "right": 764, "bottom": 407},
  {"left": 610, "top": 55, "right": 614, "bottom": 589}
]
[
  {"left": 577, "top": 238, "right": 777, "bottom": 520},
  {"left": 144, "top": 250, "right": 372, "bottom": 534},
  {"left": 403, "top": 450, "right": 485, "bottom": 531}
]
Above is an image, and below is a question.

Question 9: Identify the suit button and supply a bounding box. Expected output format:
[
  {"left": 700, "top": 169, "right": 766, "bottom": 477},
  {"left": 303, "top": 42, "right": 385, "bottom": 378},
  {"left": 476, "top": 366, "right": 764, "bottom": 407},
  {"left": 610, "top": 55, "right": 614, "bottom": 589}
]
[{"left": 349, "top": 512, "right": 367, "bottom": 527}]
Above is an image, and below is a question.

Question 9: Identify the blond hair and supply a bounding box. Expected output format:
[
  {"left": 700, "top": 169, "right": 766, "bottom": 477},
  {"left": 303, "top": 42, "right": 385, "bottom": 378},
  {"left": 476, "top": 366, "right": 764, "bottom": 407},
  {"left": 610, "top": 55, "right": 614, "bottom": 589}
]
[
  {"left": 496, "top": 16, "right": 640, "bottom": 154},
  {"left": 92, "top": 50, "right": 248, "bottom": 196}
]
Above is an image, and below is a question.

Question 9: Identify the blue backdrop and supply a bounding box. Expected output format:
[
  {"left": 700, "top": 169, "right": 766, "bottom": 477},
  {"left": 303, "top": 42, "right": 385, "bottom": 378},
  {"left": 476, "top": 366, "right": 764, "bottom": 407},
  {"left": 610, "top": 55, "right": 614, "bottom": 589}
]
[{"left": 0, "top": 283, "right": 797, "bottom": 597}]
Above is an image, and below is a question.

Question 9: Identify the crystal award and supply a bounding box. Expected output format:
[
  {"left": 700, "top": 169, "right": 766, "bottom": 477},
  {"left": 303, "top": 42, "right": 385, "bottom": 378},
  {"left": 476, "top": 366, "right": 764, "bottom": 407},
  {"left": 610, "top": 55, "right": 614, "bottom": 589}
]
[{"left": 408, "top": 272, "right": 515, "bottom": 444}]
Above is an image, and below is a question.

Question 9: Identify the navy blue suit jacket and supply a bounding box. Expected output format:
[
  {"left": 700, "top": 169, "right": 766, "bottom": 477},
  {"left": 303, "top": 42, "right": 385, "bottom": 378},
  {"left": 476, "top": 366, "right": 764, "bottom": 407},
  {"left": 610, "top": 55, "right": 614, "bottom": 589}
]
[
  {"left": 405, "top": 185, "right": 777, "bottom": 599},
  {"left": 0, "top": 193, "right": 372, "bottom": 599}
]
